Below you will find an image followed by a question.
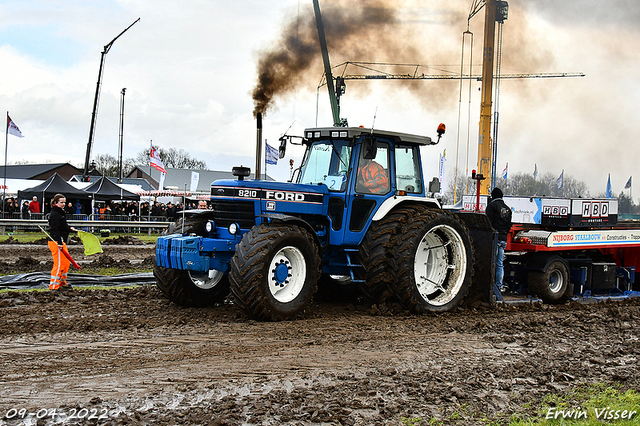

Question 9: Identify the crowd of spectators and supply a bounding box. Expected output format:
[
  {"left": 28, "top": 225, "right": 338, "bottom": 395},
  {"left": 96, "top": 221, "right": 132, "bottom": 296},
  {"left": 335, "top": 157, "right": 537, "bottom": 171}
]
[
  {"left": 98, "top": 200, "right": 210, "bottom": 221},
  {"left": 1, "top": 197, "right": 210, "bottom": 222}
]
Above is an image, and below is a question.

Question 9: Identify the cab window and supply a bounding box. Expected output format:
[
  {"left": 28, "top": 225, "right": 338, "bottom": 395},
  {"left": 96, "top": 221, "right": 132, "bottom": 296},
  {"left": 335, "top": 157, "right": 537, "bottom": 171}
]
[
  {"left": 355, "top": 142, "right": 390, "bottom": 195},
  {"left": 395, "top": 145, "right": 422, "bottom": 193},
  {"left": 299, "top": 140, "right": 351, "bottom": 192}
]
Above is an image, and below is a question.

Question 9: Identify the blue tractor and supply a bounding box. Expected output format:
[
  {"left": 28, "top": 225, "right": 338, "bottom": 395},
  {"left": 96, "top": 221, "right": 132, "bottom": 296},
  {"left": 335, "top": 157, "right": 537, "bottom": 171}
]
[{"left": 154, "top": 126, "right": 494, "bottom": 320}]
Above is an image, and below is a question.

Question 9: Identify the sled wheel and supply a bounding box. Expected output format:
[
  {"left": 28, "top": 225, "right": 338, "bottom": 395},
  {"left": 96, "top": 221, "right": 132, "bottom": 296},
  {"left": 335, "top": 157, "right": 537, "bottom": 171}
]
[
  {"left": 391, "top": 208, "right": 473, "bottom": 313},
  {"left": 154, "top": 215, "right": 229, "bottom": 306},
  {"left": 358, "top": 206, "right": 415, "bottom": 303},
  {"left": 229, "top": 223, "right": 321, "bottom": 321},
  {"left": 528, "top": 258, "right": 569, "bottom": 303}
]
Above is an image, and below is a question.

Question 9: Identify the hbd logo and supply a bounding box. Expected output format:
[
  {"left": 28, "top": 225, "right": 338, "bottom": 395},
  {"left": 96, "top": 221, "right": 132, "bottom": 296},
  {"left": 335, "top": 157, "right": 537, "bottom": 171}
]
[
  {"left": 543, "top": 205, "right": 569, "bottom": 216},
  {"left": 582, "top": 201, "right": 609, "bottom": 218}
]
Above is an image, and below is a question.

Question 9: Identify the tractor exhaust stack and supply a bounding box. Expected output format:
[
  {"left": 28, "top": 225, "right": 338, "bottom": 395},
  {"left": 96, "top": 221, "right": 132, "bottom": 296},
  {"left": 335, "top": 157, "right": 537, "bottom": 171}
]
[{"left": 255, "top": 112, "right": 263, "bottom": 180}]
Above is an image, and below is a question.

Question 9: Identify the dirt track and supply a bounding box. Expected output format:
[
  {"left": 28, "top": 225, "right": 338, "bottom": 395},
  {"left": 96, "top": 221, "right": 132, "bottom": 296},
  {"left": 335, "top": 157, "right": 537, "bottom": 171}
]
[
  {"left": 0, "top": 243, "right": 639, "bottom": 425},
  {"left": 0, "top": 238, "right": 155, "bottom": 275}
]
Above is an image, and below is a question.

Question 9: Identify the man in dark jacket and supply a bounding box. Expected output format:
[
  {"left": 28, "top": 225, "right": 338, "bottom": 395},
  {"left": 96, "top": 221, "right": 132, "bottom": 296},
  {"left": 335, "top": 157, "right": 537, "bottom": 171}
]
[
  {"left": 166, "top": 202, "right": 177, "bottom": 221},
  {"left": 21, "top": 201, "right": 30, "bottom": 219},
  {"left": 485, "top": 187, "right": 512, "bottom": 292}
]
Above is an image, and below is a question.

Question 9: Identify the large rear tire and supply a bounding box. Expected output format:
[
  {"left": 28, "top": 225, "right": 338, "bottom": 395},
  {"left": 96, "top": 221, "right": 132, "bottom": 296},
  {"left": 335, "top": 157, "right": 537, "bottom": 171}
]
[
  {"left": 229, "top": 223, "right": 321, "bottom": 321},
  {"left": 358, "top": 206, "right": 415, "bottom": 303},
  {"left": 528, "top": 258, "right": 569, "bottom": 303},
  {"left": 390, "top": 208, "right": 473, "bottom": 313},
  {"left": 154, "top": 215, "right": 230, "bottom": 307}
]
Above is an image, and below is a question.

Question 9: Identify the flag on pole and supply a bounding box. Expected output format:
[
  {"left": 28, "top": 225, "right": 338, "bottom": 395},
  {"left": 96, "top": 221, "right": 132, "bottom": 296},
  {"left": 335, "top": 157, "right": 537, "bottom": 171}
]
[
  {"left": 77, "top": 230, "right": 103, "bottom": 256},
  {"left": 6, "top": 115, "right": 23, "bottom": 138},
  {"left": 190, "top": 171, "right": 200, "bottom": 191},
  {"left": 266, "top": 142, "right": 278, "bottom": 165},
  {"left": 502, "top": 163, "right": 508, "bottom": 180},
  {"left": 158, "top": 171, "right": 167, "bottom": 190},
  {"left": 439, "top": 150, "right": 446, "bottom": 194},
  {"left": 150, "top": 144, "right": 166, "bottom": 173},
  {"left": 557, "top": 170, "right": 564, "bottom": 190},
  {"left": 625, "top": 176, "right": 632, "bottom": 189},
  {"left": 606, "top": 174, "right": 613, "bottom": 198},
  {"left": 533, "top": 164, "right": 538, "bottom": 181}
]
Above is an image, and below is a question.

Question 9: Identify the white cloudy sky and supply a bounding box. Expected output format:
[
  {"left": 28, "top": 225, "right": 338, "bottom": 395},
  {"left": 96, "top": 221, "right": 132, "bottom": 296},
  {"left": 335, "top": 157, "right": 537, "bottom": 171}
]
[{"left": 0, "top": 0, "right": 638, "bottom": 196}]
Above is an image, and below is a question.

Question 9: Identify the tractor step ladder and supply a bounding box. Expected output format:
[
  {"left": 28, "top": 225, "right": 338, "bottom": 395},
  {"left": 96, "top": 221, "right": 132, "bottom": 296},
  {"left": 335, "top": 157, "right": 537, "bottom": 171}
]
[{"left": 343, "top": 248, "right": 365, "bottom": 283}]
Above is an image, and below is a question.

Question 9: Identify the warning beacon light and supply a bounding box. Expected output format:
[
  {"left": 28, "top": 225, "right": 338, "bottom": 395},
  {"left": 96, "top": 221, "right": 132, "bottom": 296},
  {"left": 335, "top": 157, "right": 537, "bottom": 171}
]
[{"left": 436, "top": 123, "right": 446, "bottom": 144}]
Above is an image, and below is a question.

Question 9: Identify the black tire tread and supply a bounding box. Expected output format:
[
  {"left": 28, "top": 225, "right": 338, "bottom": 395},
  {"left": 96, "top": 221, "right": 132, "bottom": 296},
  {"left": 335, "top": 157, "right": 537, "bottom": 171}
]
[
  {"left": 154, "top": 216, "right": 229, "bottom": 307},
  {"left": 229, "top": 224, "right": 321, "bottom": 321},
  {"left": 390, "top": 206, "right": 474, "bottom": 314},
  {"left": 358, "top": 206, "right": 417, "bottom": 303},
  {"left": 528, "top": 259, "right": 569, "bottom": 304}
]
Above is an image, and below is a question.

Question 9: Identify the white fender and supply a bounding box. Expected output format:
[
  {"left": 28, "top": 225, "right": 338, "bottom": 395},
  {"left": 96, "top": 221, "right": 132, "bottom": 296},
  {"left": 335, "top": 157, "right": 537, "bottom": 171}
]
[{"left": 372, "top": 195, "right": 441, "bottom": 221}]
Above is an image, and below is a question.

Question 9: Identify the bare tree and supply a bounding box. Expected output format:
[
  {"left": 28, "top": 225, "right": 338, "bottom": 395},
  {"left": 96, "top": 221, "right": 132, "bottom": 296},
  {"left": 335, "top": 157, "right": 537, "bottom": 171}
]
[
  {"left": 133, "top": 146, "right": 207, "bottom": 169},
  {"left": 443, "top": 170, "right": 590, "bottom": 202},
  {"left": 501, "top": 172, "right": 589, "bottom": 198},
  {"left": 444, "top": 172, "right": 476, "bottom": 205},
  {"left": 93, "top": 153, "right": 136, "bottom": 177}
]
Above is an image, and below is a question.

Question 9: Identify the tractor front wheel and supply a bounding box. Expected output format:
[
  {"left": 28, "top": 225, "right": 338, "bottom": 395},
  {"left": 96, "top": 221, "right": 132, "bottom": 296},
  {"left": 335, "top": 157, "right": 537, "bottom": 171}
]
[
  {"left": 154, "top": 266, "right": 230, "bottom": 307},
  {"left": 229, "top": 223, "right": 321, "bottom": 321},
  {"left": 154, "top": 215, "right": 230, "bottom": 307}
]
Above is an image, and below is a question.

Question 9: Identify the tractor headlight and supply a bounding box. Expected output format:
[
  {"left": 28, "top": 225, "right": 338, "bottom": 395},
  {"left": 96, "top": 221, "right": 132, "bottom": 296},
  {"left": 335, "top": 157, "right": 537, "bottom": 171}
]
[
  {"left": 205, "top": 221, "right": 214, "bottom": 233},
  {"left": 228, "top": 223, "right": 239, "bottom": 235}
]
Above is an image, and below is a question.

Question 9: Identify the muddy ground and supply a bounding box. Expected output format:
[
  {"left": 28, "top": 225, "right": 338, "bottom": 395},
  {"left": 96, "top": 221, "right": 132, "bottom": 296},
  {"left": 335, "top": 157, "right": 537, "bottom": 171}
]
[
  {"left": 0, "top": 242, "right": 639, "bottom": 425},
  {"left": 0, "top": 236, "right": 155, "bottom": 275}
]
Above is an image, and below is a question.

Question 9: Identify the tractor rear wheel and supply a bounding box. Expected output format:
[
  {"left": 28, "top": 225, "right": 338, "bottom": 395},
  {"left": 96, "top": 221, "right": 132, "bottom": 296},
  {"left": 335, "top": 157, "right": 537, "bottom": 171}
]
[
  {"left": 390, "top": 207, "right": 473, "bottom": 313},
  {"left": 229, "top": 223, "right": 321, "bottom": 321},
  {"left": 154, "top": 215, "right": 230, "bottom": 307},
  {"left": 358, "top": 206, "right": 415, "bottom": 303}
]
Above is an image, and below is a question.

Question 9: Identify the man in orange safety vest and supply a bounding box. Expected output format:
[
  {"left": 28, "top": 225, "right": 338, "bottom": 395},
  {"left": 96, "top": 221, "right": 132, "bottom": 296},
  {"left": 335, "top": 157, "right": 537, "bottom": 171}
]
[{"left": 358, "top": 158, "right": 389, "bottom": 194}]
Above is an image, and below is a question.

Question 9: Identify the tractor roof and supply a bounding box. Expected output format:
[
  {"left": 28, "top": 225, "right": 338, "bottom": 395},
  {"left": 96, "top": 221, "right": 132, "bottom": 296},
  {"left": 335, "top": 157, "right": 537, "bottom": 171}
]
[{"left": 303, "top": 127, "right": 434, "bottom": 146}]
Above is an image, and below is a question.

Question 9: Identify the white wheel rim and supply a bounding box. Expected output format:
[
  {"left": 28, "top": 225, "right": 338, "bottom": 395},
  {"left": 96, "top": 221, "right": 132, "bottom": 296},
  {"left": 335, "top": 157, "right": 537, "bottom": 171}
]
[
  {"left": 188, "top": 269, "right": 224, "bottom": 290},
  {"left": 269, "top": 246, "right": 307, "bottom": 303},
  {"left": 549, "top": 269, "right": 564, "bottom": 293},
  {"left": 413, "top": 224, "right": 467, "bottom": 306}
]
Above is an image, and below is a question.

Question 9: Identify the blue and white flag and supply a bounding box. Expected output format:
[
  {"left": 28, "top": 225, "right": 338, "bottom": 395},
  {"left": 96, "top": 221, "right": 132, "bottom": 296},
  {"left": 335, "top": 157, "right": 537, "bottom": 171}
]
[
  {"left": 625, "top": 176, "right": 632, "bottom": 189},
  {"left": 438, "top": 150, "right": 446, "bottom": 194},
  {"left": 190, "top": 171, "right": 200, "bottom": 192},
  {"left": 158, "top": 171, "right": 166, "bottom": 190},
  {"left": 606, "top": 174, "right": 612, "bottom": 198},
  {"left": 266, "top": 142, "right": 278, "bottom": 165},
  {"left": 557, "top": 170, "right": 564, "bottom": 190}
]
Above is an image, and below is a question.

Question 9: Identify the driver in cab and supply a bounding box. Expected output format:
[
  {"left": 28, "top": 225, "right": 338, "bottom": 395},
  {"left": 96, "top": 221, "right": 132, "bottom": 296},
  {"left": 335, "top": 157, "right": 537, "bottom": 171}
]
[{"left": 357, "top": 157, "right": 389, "bottom": 194}]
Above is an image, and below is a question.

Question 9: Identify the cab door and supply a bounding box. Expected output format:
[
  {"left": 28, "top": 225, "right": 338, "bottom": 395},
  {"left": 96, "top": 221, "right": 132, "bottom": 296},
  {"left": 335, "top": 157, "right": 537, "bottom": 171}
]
[{"left": 342, "top": 141, "right": 392, "bottom": 245}]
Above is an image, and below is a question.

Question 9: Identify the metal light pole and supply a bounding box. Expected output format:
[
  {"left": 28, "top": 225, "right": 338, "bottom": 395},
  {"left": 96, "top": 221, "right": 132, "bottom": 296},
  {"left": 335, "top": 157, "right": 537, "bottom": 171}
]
[{"left": 118, "top": 88, "right": 126, "bottom": 183}]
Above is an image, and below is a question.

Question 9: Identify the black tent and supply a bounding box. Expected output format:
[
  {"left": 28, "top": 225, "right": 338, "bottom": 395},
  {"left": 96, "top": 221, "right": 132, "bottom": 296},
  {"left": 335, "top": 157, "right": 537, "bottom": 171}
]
[
  {"left": 17, "top": 173, "right": 93, "bottom": 213},
  {"left": 83, "top": 177, "right": 140, "bottom": 201}
]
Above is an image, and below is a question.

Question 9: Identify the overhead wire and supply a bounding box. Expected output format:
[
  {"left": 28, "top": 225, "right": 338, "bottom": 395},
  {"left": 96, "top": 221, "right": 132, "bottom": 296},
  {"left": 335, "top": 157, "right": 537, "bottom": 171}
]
[
  {"left": 454, "top": 21, "right": 475, "bottom": 203},
  {"left": 464, "top": 31, "right": 474, "bottom": 198}
]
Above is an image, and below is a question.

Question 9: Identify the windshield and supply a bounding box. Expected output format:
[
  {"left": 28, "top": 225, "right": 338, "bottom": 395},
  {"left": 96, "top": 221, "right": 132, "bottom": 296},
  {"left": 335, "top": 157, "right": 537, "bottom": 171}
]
[{"left": 298, "top": 139, "right": 351, "bottom": 191}]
